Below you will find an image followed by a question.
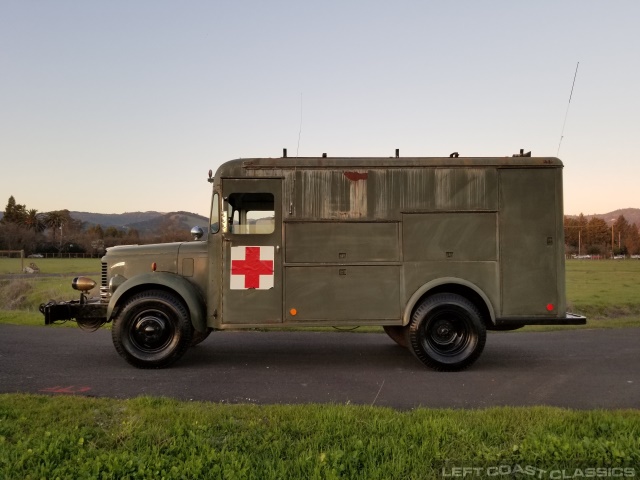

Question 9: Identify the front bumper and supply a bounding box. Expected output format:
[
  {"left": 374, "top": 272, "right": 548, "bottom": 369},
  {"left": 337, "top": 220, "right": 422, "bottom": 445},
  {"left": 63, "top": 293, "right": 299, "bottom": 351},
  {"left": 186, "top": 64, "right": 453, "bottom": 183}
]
[{"left": 40, "top": 299, "right": 108, "bottom": 326}]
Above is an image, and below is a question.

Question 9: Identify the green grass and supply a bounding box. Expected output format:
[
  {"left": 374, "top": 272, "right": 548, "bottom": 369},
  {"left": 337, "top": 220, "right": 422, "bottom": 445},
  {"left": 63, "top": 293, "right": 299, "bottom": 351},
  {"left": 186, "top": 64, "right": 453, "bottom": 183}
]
[
  {"left": 0, "top": 257, "right": 100, "bottom": 275},
  {"left": 2, "top": 259, "right": 640, "bottom": 330},
  {"left": 0, "top": 276, "right": 93, "bottom": 311},
  {"left": 0, "top": 394, "right": 638, "bottom": 479},
  {"left": 566, "top": 260, "right": 640, "bottom": 318}
]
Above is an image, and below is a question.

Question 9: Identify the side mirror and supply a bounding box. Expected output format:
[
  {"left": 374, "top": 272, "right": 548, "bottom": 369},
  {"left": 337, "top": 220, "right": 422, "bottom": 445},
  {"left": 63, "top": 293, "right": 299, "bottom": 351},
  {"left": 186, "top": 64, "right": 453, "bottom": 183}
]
[
  {"left": 190, "top": 226, "right": 204, "bottom": 240},
  {"left": 221, "top": 211, "right": 229, "bottom": 233}
]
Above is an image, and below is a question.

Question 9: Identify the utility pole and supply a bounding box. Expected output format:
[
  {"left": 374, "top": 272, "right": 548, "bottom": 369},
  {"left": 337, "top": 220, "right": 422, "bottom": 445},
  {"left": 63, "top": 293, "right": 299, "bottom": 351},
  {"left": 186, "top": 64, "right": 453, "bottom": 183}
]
[{"left": 611, "top": 225, "right": 614, "bottom": 258}]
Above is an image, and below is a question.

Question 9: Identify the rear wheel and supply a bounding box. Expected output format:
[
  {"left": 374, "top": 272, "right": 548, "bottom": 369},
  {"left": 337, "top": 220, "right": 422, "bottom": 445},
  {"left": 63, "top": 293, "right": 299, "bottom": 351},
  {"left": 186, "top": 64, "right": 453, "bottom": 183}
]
[
  {"left": 408, "top": 293, "right": 486, "bottom": 371},
  {"left": 112, "top": 290, "right": 193, "bottom": 368}
]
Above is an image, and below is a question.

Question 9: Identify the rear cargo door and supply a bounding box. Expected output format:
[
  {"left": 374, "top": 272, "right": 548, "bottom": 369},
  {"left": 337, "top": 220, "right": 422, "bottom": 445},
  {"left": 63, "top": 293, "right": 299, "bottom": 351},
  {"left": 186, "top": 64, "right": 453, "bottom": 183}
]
[{"left": 499, "top": 169, "right": 559, "bottom": 316}]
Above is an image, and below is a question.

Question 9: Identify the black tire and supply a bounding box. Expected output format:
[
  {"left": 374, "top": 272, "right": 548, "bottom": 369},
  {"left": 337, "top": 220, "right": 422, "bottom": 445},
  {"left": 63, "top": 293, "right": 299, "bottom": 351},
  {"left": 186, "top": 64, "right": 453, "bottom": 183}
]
[
  {"left": 408, "top": 293, "right": 486, "bottom": 371},
  {"left": 190, "top": 328, "right": 213, "bottom": 347},
  {"left": 383, "top": 325, "right": 409, "bottom": 348},
  {"left": 112, "top": 290, "right": 194, "bottom": 369}
]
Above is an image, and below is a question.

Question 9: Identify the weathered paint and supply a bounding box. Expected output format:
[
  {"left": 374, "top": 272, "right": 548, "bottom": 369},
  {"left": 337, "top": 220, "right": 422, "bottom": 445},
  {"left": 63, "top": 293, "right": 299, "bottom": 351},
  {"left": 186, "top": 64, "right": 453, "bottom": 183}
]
[
  {"left": 95, "top": 155, "right": 574, "bottom": 333},
  {"left": 209, "top": 155, "right": 569, "bottom": 327},
  {"left": 344, "top": 171, "right": 369, "bottom": 181}
]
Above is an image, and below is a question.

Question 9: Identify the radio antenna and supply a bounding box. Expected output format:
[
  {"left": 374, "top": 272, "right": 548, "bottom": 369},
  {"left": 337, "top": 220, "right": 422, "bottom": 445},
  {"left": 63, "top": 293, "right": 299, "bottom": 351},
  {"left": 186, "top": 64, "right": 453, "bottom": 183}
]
[
  {"left": 557, "top": 62, "right": 580, "bottom": 156},
  {"left": 296, "top": 93, "right": 302, "bottom": 157}
]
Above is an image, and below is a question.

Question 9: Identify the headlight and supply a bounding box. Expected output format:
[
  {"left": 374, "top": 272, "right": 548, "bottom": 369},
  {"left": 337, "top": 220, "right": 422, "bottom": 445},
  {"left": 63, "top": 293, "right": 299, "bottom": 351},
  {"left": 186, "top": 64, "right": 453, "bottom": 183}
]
[{"left": 109, "top": 274, "right": 127, "bottom": 294}]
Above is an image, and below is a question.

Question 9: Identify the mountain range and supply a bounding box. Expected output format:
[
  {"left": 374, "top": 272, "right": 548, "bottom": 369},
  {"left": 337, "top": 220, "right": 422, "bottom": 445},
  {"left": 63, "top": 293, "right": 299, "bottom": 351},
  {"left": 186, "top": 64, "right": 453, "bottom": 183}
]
[
  {"left": 566, "top": 208, "right": 640, "bottom": 227},
  {"left": 64, "top": 207, "right": 640, "bottom": 229},
  {"left": 1, "top": 208, "right": 639, "bottom": 229},
  {"left": 69, "top": 211, "right": 209, "bottom": 233}
]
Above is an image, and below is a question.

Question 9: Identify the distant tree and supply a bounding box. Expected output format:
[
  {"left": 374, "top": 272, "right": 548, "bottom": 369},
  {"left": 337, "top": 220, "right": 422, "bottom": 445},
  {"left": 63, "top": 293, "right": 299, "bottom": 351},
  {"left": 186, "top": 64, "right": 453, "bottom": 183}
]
[
  {"left": 625, "top": 223, "right": 640, "bottom": 255},
  {"left": 613, "top": 215, "right": 630, "bottom": 255},
  {"left": 44, "top": 211, "right": 65, "bottom": 242},
  {"left": 43, "top": 210, "right": 84, "bottom": 243},
  {"left": 564, "top": 214, "right": 588, "bottom": 253},
  {"left": 126, "top": 228, "right": 140, "bottom": 243},
  {"left": 2, "top": 196, "right": 27, "bottom": 224},
  {"left": 22, "top": 209, "right": 45, "bottom": 233},
  {"left": 104, "top": 226, "right": 122, "bottom": 238},
  {"left": 87, "top": 224, "right": 105, "bottom": 239},
  {"left": 564, "top": 213, "right": 587, "bottom": 254},
  {"left": 585, "top": 217, "right": 609, "bottom": 252},
  {"left": 91, "top": 238, "right": 106, "bottom": 255},
  {"left": 0, "top": 222, "right": 37, "bottom": 252}
]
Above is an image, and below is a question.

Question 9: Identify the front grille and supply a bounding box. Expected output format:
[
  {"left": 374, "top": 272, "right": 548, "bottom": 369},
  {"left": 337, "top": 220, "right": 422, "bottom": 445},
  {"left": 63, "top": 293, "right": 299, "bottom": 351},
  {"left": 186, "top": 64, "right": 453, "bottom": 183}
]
[{"left": 100, "top": 262, "right": 109, "bottom": 300}]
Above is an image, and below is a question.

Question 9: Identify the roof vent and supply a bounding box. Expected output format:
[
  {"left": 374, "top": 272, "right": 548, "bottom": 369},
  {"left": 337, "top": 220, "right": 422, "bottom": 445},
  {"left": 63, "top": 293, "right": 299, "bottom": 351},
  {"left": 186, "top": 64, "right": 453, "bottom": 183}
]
[{"left": 513, "top": 149, "right": 531, "bottom": 157}]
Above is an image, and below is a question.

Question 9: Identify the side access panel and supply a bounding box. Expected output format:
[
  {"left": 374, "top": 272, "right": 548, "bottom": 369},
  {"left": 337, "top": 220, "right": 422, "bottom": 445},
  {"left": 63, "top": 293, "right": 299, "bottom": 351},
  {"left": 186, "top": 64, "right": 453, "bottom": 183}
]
[
  {"left": 285, "top": 266, "right": 401, "bottom": 322},
  {"left": 285, "top": 222, "right": 399, "bottom": 263},
  {"left": 284, "top": 222, "right": 401, "bottom": 323},
  {"left": 403, "top": 212, "right": 497, "bottom": 262}
]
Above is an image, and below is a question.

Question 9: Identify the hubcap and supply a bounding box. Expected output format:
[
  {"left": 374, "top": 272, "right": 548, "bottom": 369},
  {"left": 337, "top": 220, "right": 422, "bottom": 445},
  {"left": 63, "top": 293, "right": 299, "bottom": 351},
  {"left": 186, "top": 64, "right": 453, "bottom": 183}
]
[
  {"left": 432, "top": 319, "right": 458, "bottom": 345},
  {"left": 130, "top": 311, "right": 174, "bottom": 352},
  {"left": 424, "top": 310, "right": 472, "bottom": 356}
]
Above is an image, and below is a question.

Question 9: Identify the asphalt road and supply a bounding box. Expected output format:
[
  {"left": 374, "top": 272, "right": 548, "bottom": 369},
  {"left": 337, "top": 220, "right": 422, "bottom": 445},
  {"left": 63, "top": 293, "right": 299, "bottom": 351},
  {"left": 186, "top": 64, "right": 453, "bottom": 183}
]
[{"left": 1, "top": 324, "right": 638, "bottom": 409}]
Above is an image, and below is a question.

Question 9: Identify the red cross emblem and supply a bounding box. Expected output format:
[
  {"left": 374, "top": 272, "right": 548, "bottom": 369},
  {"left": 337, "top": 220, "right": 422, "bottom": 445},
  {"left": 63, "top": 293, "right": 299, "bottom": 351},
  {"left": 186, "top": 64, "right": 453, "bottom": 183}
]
[{"left": 230, "top": 246, "right": 274, "bottom": 289}]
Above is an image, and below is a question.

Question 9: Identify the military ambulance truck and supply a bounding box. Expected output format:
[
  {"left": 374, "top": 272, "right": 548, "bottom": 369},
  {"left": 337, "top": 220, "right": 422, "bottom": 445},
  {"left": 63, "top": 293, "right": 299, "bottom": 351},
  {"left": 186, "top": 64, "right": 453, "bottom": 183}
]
[{"left": 41, "top": 151, "right": 586, "bottom": 371}]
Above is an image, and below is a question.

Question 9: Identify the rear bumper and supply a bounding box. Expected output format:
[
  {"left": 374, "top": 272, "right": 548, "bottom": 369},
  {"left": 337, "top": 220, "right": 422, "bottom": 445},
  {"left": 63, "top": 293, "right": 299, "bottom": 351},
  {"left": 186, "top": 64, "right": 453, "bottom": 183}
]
[
  {"left": 40, "top": 299, "right": 108, "bottom": 325},
  {"left": 495, "top": 313, "right": 587, "bottom": 327}
]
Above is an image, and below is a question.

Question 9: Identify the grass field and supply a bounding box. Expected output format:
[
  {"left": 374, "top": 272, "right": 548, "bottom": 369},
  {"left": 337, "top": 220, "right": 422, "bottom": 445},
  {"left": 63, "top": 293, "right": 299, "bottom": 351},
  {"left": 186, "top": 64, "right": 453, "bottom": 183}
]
[
  {"left": 0, "top": 257, "right": 100, "bottom": 275},
  {"left": 1, "top": 258, "right": 639, "bottom": 328},
  {"left": 566, "top": 260, "right": 640, "bottom": 317},
  {"left": 0, "top": 395, "right": 638, "bottom": 479}
]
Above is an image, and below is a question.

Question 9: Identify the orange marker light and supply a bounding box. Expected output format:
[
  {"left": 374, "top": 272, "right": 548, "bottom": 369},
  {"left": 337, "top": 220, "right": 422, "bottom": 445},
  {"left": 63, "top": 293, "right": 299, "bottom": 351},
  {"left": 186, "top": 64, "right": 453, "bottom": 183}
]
[
  {"left": 151, "top": 262, "right": 157, "bottom": 272},
  {"left": 546, "top": 303, "right": 554, "bottom": 312},
  {"left": 289, "top": 308, "right": 297, "bottom": 316}
]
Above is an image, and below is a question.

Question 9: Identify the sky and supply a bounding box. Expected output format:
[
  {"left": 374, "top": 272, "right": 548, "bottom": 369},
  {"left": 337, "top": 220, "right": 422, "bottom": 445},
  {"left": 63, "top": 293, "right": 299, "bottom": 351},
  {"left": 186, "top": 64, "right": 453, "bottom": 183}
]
[{"left": 1, "top": 1, "right": 639, "bottom": 218}]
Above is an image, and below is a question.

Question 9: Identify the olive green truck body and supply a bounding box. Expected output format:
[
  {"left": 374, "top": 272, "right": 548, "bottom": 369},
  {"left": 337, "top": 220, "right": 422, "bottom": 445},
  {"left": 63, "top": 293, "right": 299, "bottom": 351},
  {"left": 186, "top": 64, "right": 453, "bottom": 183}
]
[{"left": 41, "top": 154, "right": 586, "bottom": 370}]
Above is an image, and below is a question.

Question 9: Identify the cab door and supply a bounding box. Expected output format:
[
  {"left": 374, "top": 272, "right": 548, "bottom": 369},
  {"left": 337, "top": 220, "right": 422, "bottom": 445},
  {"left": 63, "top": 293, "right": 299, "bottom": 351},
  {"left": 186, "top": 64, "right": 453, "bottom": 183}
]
[{"left": 221, "top": 178, "right": 282, "bottom": 324}]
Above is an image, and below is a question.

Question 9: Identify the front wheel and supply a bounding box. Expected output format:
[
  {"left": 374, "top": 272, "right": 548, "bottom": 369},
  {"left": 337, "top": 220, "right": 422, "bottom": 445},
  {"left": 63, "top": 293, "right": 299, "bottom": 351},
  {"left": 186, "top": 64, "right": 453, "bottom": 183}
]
[
  {"left": 408, "top": 293, "right": 486, "bottom": 371},
  {"left": 112, "top": 290, "right": 193, "bottom": 368}
]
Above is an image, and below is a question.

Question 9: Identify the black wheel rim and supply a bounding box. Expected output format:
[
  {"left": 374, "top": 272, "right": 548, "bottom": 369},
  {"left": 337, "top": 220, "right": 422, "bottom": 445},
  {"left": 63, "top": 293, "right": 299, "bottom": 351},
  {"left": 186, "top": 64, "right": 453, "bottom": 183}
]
[
  {"left": 129, "top": 309, "right": 175, "bottom": 353},
  {"left": 422, "top": 308, "right": 474, "bottom": 357}
]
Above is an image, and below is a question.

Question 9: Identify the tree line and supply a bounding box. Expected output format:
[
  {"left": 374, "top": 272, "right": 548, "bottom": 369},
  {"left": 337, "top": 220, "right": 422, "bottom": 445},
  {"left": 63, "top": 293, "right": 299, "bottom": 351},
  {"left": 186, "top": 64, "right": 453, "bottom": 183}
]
[
  {"left": 564, "top": 214, "right": 640, "bottom": 256},
  {"left": 3, "top": 195, "right": 639, "bottom": 257},
  {"left": 0, "top": 196, "right": 192, "bottom": 256}
]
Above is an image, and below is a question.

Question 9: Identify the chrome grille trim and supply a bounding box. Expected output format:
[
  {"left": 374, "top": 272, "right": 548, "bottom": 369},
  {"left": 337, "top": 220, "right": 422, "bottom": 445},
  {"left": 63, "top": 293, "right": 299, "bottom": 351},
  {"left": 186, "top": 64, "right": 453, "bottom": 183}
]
[{"left": 100, "top": 262, "right": 109, "bottom": 300}]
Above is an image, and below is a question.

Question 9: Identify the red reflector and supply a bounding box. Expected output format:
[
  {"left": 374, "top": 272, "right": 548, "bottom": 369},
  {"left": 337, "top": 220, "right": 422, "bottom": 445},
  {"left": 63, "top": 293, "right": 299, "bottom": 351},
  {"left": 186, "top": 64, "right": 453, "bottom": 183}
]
[
  {"left": 546, "top": 303, "right": 554, "bottom": 312},
  {"left": 151, "top": 262, "right": 157, "bottom": 272}
]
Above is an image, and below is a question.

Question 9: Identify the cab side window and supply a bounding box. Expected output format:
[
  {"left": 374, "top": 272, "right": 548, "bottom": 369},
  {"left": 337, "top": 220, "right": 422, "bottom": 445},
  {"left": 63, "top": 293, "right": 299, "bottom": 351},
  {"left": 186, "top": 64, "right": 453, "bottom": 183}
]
[{"left": 227, "top": 193, "right": 275, "bottom": 235}]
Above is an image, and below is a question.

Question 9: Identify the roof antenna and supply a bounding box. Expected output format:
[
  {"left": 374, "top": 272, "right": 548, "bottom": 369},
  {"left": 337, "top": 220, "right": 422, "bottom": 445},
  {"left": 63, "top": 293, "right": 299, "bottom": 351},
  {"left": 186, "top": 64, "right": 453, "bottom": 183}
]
[{"left": 557, "top": 62, "right": 580, "bottom": 157}]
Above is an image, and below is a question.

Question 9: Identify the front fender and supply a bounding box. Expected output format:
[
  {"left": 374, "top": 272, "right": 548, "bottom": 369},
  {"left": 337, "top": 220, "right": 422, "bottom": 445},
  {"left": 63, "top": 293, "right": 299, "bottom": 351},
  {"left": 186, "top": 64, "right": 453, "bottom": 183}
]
[
  {"left": 403, "top": 277, "right": 496, "bottom": 326},
  {"left": 107, "top": 272, "right": 207, "bottom": 332}
]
